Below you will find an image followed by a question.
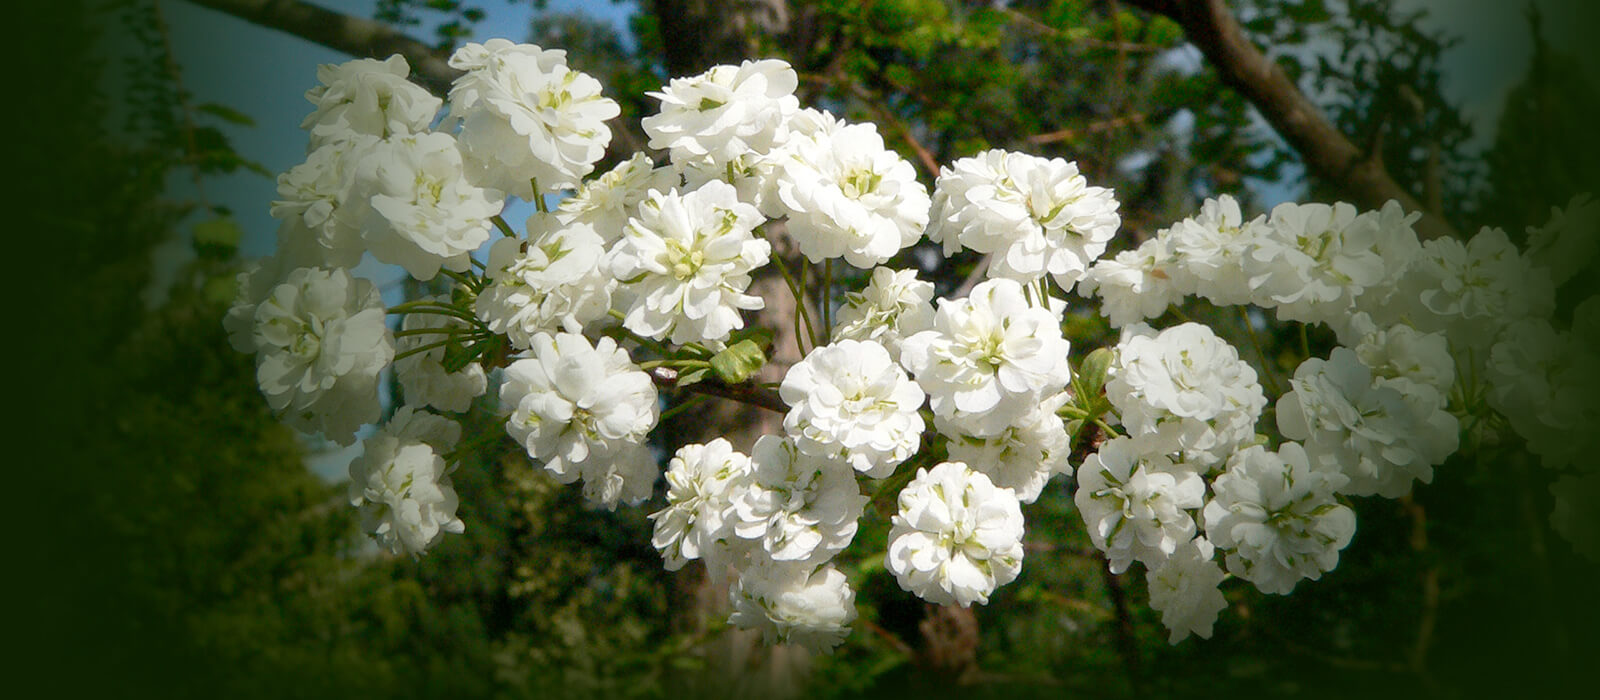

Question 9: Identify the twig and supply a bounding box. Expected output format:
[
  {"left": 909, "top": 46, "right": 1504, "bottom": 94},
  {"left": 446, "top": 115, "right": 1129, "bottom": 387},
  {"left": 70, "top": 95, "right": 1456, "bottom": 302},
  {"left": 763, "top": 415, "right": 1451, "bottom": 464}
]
[
  {"left": 649, "top": 367, "right": 786, "bottom": 414},
  {"left": 1027, "top": 113, "right": 1148, "bottom": 145}
]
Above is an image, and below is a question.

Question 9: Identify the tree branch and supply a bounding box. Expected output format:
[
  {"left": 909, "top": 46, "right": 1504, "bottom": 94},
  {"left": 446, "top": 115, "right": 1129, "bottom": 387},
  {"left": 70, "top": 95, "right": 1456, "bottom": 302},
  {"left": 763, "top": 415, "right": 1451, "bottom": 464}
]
[
  {"left": 1126, "top": 0, "right": 1456, "bottom": 239},
  {"left": 181, "top": 0, "right": 459, "bottom": 95}
]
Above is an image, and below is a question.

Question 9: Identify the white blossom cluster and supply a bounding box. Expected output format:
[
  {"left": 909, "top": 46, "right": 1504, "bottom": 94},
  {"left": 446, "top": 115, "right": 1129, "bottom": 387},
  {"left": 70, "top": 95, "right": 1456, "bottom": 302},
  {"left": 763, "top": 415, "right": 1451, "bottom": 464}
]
[{"left": 231, "top": 45, "right": 1557, "bottom": 653}]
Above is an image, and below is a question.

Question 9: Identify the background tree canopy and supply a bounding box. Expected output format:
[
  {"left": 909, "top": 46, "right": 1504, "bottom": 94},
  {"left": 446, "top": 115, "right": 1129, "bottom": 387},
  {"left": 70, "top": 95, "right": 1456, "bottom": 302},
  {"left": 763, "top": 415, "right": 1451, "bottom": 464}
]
[{"left": 24, "top": 0, "right": 1600, "bottom": 697}]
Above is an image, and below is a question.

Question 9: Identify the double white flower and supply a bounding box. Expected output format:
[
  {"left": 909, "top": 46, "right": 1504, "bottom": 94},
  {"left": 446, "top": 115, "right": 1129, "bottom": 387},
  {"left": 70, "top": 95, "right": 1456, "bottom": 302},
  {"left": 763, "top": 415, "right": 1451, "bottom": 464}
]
[
  {"left": 770, "top": 118, "right": 930, "bottom": 268},
  {"left": 887, "top": 462, "right": 1025, "bottom": 607},
  {"left": 830, "top": 266, "right": 936, "bottom": 361},
  {"left": 1203, "top": 443, "right": 1356, "bottom": 595},
  {"left": 780, "top": 339, "right": 926, "bottom": 478},
  {"left": 1106, "top": 323, "right": 1265, "bottom": 470},
  {"left": 642, "top": 58, "right": 799, "bottom": 166},
  {"left": 301, "top": 55, "right": 441, "bottom": 149},
  {"left": 340, "top": 131, "right": 504, "bottom": 280},
  {"left": 348, "top": 407, "right": 465, "bottom": 556},
  {"left": 731, "top": 436, "right": 868, "bottom": 568},
  {"left": 500, "top": 333, "right": 659, "bottom": 505},
  {"left": 1075, "top": 437, "right": 1205, "bottom": 574},
  {"left": 1276, "top": 347, "right": 1458, "bottom": 498},
  {"left": 729, "top": 561, "right": 857, "bottom": 654},
  {"left": 650, "top": 438, "right": 753, "bottom": 572},
  {"left": 901, "top": 278, "right": 1072, "bottom": 437},
  {"left": 447, "top": 39, "right": 620, "bottom": 198},
  {"left": 251, "top": 266, "right": 392, "bottom": 445},
  {"left": 609, "top": 181, "right": 772, "bottom": 345},
  {"left": 1145, "top": 537, "right": 1228, "bottom": 644},
  {"left": 476, "top": 217, "right": 614, "bottom": 349},
  {"left": 929, "top": 150, "right": 1120, "bottom": 290}
]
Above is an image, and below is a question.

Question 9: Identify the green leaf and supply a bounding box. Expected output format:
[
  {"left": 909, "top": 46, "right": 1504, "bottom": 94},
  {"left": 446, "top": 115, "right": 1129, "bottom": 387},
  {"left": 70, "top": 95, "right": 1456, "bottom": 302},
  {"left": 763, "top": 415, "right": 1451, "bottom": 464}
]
[
  {"left": 709, "top": 339, "right": 767, "bottom": 384},
  {"left": 726, "top": 326, "right": 776, "bottom": 352},
  {"left": 675, "top": 367, "right": 710, "bottom": 388},
  {"left": 1076, "top": 347, "right": 1115, "bottom": 399}
]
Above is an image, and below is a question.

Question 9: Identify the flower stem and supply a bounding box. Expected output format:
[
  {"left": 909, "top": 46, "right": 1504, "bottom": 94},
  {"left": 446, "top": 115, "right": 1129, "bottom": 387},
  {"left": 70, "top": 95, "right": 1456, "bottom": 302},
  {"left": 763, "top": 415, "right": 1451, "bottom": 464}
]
[
  {"left": 822, "top": 258, "right": 834, "bottom": 338},
  {"left": 766, "top": 246, "right": 818, "bottom": 353},
  {"left": 1237, "top": 307, "right": 1284, "bottom": 397},
  {"left": 490, "top": 214, "right": 517, "bottom": 238}
]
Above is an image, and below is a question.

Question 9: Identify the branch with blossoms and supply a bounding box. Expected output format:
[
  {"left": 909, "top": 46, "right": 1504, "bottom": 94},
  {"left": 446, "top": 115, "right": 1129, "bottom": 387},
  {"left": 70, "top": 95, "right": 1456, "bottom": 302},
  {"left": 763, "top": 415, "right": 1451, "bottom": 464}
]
[{"left": 227, "top": 38, "right": 1600, "bottom": 655}]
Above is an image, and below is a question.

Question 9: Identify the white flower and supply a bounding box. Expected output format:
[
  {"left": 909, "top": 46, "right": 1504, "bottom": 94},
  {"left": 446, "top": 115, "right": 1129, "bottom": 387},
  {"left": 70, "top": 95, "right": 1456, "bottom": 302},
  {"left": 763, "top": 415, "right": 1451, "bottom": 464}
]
[
  {"left": 1162, "top": 195, "right": 1261, "bottom": 305},
  {"left": 1243, "top": 201, "right": 1395, "bottom": 325},
  {"left": 830, "top": 267, "right": 936, "bottom": 361},
  {"left": 1345, "top": 314, "right": 1455, "bottom": 406},
  {"left": 1486, "top": 318, "right": 1596, "bottom": 470},
  {"left": 886, "top": 461, "right": 1025, "bottom": 607},
  {"left": 650, "top": 439, "right": 754, "bottom": 571},
  {"left": 578, "top": 441, "right": 659, "bottom": 511},
  {"left": 1378, "top": 227, "right": 1555, "bottom": 354},
  {"left": 1145, "top": 537, "right": 1228, "bottom": 644},
  {"left": 677, "top": 150, "right": 781, "bottom": 213},
  {"left": 1276, "top": 348, "right": 1458, "bottom": 498},
  {"left": 554, "top": 152, "right": 678, "bottom": 243},
  {"left": 781, "top": 339, "right": 926, "bottom": 478},
  {"left": 347, "top": 407, "right": 464, "bottom": 556},
  {"left": 301, "top": 55, "right": 441, "bottom": 148},
  {"left": 251, "top": 267, "right": 392, "bottom": 445},
  {"left": 1203, "top": 443, "right": 1356, "bottom": 595},
  {"left": 340, "top": 132, "right": 504, "bottom": 280},
  {"left": 608, "top": 181, "right": 771, "bottom": 345},
  {"left": 270, "top": 135, "right": 378, "bottom": 268},
  {"left": 729, "top": 561, "right": 857, "bottom": 653},
  {"left": 927, "top": 150, "right": 1120, "bottom": 290},
  {"left": 225, "top": 222, "right": 347, "bottom": 354},
  {"left": 770, "top": 118, "right": 930, "bottom": 268},
  {"left": 1106, "top": 323, "right": 1265, "bottom": 470},
  {"left": 642, "top": 59, "right": 800, "bottom": 165},
  {"left": 1074, "top": 437, "right": 1205, "bottom": 574},
  {"left": 395, "top": 297, "right": 489, "bottom": 413},
  {"left": 940, "top": 393, "right": 1072, "bottom": 504},
  {"left": 1079, "top": 236, "right": 1183, "bottom": 328},
  {"left": 900, "top": 278, "right": 1073, "bottom": 437},
  {"left": 475, "top": 218, "right": 613, "bottom": 349},
  {"left": 447, "top": 40, "right": 620, "bottom": 198},
  {"left": 1525, "top": 193, "right": 1598, "bottom": 286},
  {"left": 731, "top": 436, "right": 867, "bottom": 567},
  {"left": 499, "top": 333, "right": 658, "bottom": 482}
]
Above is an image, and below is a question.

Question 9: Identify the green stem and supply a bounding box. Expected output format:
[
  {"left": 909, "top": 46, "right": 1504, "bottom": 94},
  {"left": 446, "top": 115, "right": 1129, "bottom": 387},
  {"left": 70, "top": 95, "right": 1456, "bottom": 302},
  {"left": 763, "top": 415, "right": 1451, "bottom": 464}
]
[
  {"left": 1237, "top": 307, "right": 1284, "bottom": 397},
  {"left": 531, "top": 179, "right": 548, "bottom": 213},
  {"left": 1093, "top": 417, "right": 1123, "bottom": 439},
  {"left": 393, "top": 337, "right": 459, "bottom": 363},
  {"left": 766, "top": 247, "right": 818, "bottom": 353},
  {"left": 490, "top": 214, "right": 517, "bottom": 238},
  {"left": 387, "top": 302, "right": 479, "bottom": 324},
  {"left": 824, "top": 260, "right": 836, "bottom": 334},
  {"left": 394, "top": 326, "right": 470, "bottom": 338}
]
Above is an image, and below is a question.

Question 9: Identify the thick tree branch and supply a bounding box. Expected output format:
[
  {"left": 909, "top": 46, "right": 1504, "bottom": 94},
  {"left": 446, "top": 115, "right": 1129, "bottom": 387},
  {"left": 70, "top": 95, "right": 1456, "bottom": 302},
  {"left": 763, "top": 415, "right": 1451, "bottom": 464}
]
[
  {"left": 1127, "top": 0, "right": 1456, "bottom": 239},
  {"left": 182, "top": 0, "right": 459, "bottom": 95}
]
